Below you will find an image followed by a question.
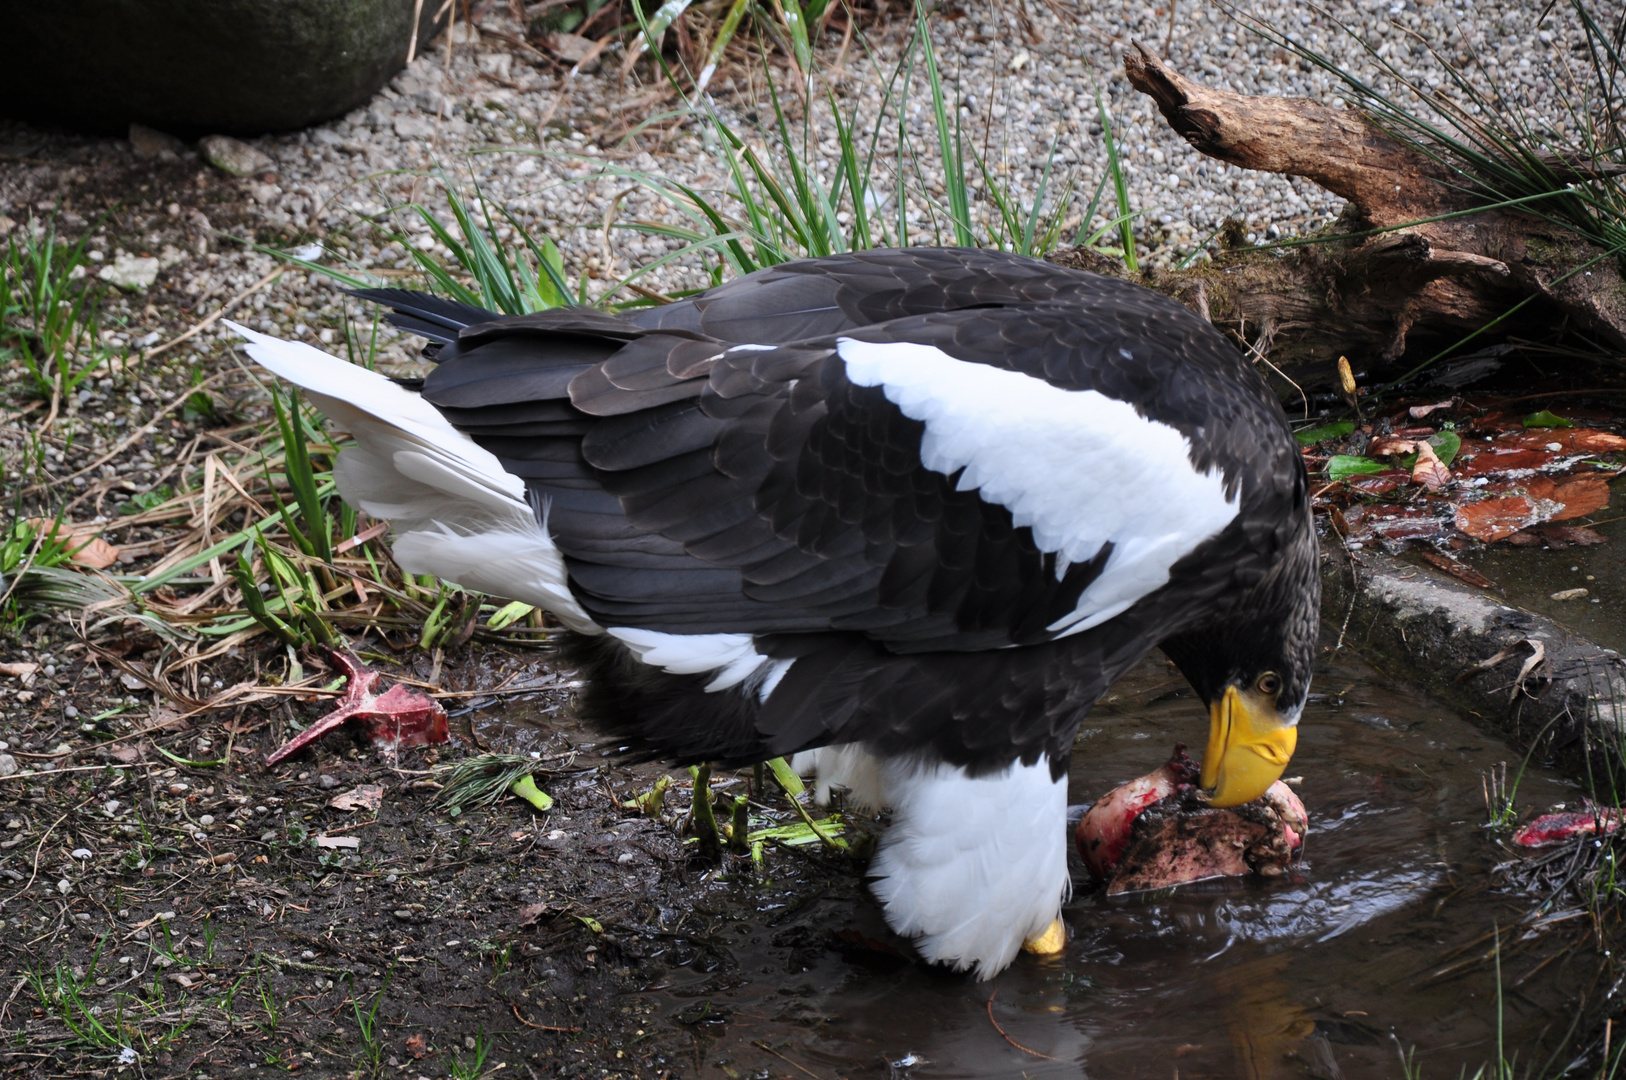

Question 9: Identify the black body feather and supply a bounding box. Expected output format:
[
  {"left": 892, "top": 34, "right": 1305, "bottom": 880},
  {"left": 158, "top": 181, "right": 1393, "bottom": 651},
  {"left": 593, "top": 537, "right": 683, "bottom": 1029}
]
[{"left": 357, "top": 248, "right": 1319, "bottom": 774}]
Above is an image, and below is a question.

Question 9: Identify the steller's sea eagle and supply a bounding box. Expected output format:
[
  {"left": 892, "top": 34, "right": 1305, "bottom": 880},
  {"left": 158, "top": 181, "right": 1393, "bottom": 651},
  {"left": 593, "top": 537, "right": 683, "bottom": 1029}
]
[{"left": 233, "top": 246, "right": 1318, "bottom": 979}]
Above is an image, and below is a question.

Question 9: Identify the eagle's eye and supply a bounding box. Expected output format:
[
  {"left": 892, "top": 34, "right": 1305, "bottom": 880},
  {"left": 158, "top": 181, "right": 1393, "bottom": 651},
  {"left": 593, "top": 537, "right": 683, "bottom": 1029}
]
[{"left": 1255, "top": 672, "right": 1282, "bottom": 697}]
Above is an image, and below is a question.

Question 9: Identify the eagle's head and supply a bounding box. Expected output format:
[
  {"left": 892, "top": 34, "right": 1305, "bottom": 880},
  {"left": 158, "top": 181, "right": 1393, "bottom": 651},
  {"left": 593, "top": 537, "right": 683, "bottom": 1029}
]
[{"left": 1161, "top": 508, "right": 1318, "bottom": 807}]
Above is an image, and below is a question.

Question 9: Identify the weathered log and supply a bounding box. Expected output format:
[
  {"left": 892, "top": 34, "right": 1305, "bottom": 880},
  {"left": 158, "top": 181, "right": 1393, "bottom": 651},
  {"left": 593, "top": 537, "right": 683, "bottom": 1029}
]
[{"left": 1048, "top": 42, "right": 1626, "bottom": 400}]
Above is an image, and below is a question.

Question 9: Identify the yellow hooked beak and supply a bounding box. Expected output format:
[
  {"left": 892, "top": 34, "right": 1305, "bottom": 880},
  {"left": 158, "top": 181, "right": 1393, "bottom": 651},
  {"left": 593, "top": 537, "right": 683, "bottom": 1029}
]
[{"left": 1201, "top": 684, "right": 1297, "bottom": 807}]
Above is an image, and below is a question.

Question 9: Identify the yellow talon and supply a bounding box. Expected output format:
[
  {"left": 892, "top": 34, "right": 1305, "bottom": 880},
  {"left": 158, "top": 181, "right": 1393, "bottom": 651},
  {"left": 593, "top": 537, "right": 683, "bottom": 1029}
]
[{"left": 1021, "top": 918, "right": 1066, "bottom": 955}]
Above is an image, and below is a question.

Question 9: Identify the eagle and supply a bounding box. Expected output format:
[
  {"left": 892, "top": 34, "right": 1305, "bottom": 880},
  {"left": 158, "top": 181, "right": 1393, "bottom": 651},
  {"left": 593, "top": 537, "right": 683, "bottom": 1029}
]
[{"left": 233, "top": 246, "right": 1318, "bottom": 979}]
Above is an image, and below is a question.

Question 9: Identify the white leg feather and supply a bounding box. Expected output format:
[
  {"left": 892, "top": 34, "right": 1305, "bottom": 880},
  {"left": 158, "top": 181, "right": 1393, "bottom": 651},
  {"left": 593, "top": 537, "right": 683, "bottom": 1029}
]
[{"left": 867, "top": 755, "right": 1070, "bottom": 980}]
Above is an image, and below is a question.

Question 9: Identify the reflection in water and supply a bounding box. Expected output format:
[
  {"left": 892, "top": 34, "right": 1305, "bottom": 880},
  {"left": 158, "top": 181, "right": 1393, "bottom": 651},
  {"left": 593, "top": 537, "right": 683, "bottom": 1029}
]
[{"left": 1214, "top": 954, "right": 1316, "bottom": 1080}]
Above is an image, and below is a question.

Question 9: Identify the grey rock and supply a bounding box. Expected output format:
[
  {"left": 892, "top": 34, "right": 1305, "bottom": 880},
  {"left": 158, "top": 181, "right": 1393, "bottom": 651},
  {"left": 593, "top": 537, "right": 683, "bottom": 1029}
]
[
  {"left": 129, "top": 123, "right": 185, "bottom": 161},
  {"left": 0, "top": 754, "right": 16, "bottom": 777},
  {"left": 1, "top": 0, "right": 451, "bottom": 136},
  {"left": 98, "top": 254, "right": 160, "bottom": 292},
  {"left": 199, "top": 135, "right": 274, "bottom": 178}
]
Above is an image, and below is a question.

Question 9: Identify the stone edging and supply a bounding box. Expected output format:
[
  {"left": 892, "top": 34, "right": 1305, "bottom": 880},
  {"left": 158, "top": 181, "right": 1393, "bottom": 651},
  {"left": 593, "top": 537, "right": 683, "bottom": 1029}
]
[{"left": 1319, "top": 539, "right": 1626, "bottom": 775}]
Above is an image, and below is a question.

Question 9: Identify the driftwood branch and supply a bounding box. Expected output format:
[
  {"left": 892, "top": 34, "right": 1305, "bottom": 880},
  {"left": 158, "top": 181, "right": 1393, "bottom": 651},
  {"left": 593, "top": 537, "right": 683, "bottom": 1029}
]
[{"left": 1049, "top": 42, "right": 1626, "bottom": 397}]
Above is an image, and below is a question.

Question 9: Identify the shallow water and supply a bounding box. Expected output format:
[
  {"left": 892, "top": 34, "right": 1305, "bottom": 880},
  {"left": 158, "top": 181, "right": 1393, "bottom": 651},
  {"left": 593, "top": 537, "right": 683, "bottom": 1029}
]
[{"left": 501, "top": 648, "right": 1597, "bottom": 1078}]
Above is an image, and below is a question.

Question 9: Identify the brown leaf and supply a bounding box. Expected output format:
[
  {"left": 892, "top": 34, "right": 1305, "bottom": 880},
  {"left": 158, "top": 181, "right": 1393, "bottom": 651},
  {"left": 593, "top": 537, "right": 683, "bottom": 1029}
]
[
  {"left": 1366, "top": 437, "right": 1418, "bottom": 457},
  {"left": 1409, "top": 401, "right": 1455, "bottom": 419},
  {"left": 1455, "top": 496, "right": 1539, "bottom": 542},
  {"left": 24, "top": 518, "right": 120, "bottom": 569},
  {"left": 1416, "top": 550, "right": 1497, "bottom": 590},
  {"left": 1345, "top": 471, "right": 1408, "bottom": 495},
  {"left": 1411, "top": 440, "right": 1451, "bottom": 491},
  {"left": 328, "top": 784, "right": 385, "bottom": 813},
  {"left": 1505, "top": 429, "right": 1626, "bottom": 453},
  {"left": 405, "top": 1034, "right": 428, "bottom": 1059},
  {"left": 0, "top": 661, "right": 39, "bottom": 683},
  {"left": 517, "top": 901, "right": 549, "bottom": 927},
  {"left": 1455, "top": 449, "right": 1555, "bottom": 478},
  {"left": 1526, "top": 474, "right": 1611, "bottom": 521},
  {"left": 1530, "top": 525, "right": 1607, "bottom": 548}
]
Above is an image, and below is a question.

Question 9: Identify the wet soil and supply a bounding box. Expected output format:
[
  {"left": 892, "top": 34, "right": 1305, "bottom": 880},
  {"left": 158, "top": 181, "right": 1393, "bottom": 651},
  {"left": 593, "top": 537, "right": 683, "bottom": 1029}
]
[{"left": 3, "top": 633, "right": 1602, "bottom": 1079}]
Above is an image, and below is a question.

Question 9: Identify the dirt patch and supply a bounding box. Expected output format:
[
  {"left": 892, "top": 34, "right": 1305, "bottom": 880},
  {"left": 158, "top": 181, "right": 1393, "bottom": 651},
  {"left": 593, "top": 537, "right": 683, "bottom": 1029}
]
[{"left": 1, "top": 642, "right": 870, "bottom": 1078}]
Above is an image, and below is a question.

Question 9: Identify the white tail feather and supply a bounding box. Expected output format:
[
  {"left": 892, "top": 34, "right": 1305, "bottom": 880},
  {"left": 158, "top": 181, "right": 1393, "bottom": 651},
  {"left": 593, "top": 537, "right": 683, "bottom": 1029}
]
[{"left": 229, "top": 322, "right": 601, "bottom": 634}]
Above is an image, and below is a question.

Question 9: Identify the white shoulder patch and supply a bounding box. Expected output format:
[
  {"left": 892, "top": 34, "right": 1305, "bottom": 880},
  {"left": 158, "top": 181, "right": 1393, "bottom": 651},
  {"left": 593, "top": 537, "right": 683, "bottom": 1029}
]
[{"left": 836, "top": 338, "right": 1239, "bottom": 636}]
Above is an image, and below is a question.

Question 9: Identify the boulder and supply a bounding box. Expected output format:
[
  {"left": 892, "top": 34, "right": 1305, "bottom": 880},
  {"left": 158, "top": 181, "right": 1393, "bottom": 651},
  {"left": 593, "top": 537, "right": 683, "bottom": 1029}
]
[{"left": 0, "top": 0, "right": 450, "bottom": 136}]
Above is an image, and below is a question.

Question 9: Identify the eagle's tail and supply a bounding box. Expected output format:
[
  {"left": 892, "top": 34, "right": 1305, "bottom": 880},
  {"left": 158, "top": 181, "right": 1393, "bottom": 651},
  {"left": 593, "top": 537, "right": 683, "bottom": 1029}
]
[{"left": 227, "top": 320, "right": 598, "bottom": 632}]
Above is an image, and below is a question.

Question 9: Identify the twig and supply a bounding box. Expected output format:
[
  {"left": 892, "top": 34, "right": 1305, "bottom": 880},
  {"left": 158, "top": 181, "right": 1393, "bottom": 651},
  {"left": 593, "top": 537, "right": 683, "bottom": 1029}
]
[
  {"left": 142, "top": 266, "right": 283, "bottom": 363},
  {"left": 4, "top": 796, "right": 96, "bottom": 904},
  {"left": 985, "top": 991, "right": 1057, "bottom": 1060},
  {"left": 511, "top": 1003, "right": 581, "bottom": 1032},
  {"left": 751, "top": 1040, "right": 827, "bottom": 1080},
  {"left": 23, "top": 369, "right": 231, "bottom": 497},
  {"left": 0, "top": 762, "right": 162, "bottom": 781}
]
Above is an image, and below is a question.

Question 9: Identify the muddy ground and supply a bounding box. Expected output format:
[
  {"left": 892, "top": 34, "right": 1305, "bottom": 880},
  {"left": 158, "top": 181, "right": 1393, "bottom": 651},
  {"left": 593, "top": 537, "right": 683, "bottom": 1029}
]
[{"left": 0, "top": 635, "right": 885, "bottom": 1079}]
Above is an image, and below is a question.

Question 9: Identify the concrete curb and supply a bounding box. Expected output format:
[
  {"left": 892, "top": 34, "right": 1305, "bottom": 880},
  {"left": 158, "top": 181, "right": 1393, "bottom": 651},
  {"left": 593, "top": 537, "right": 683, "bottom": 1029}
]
[{"left": 1319, "top": 539, "right": 1626, "bottom": 772}]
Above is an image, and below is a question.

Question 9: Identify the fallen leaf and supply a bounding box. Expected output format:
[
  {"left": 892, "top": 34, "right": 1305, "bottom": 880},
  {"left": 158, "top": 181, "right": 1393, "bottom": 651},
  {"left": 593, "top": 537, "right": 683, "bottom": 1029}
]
[
  {"left": 107, "top": 745, "right": 142, "bottom": 764},
  {"left": 1366, "top": 437, "right": 1418, "bottom": 457},
  {"left": 1409, "top": 401, "right": 1455, "bottom": 419},
  {"left": 1411, "top": 440, "right": 1451, "bottom": 490},
  {"left": 1455, "top": 495, "right": 1539, "bottom": 542},
  {"left": 1345, "top": 472, "right": 1409, "bottom": 495},
  {"left": 328, "top": 784, "right": 384, "bottom": 812},
  {"left": 517, "top": 901, "right": 549, "bottom": 927},
  {"left": 1523, "top": 409, "right": 1574, "bottom": 428},
  {"left": 1527, "top": 474, "right": 1611, "bottom": 521},
  {"left": 1294, "top": 419, "right": 1356, "bottom": 446},
  {"left": 1505, "top": 429, "right": 1626, "bottom": 454},
  {"left": 1455, "top": 449, "right": 1555, "bottom": 478},
  {"left": 1328, "top": 455, "right": 1388, "bottom": 481},
  {"left": 24, "top": 518, "right": 120, "bottom": 569},
  {"left": 0, "top": 662, "right": 39, "bottom": 683},
  {"left": 405, "top": 1034, "right": 428, "bottom": 1059},
  {"left": 1417, "top": 550, "right": 1497, "bottom": 590},
  {"left": 313, "top": 834, "right": 360, "bottom": 850},
  {"left": 1529, "top": 525, "right": 1607, "bottom": 548}
]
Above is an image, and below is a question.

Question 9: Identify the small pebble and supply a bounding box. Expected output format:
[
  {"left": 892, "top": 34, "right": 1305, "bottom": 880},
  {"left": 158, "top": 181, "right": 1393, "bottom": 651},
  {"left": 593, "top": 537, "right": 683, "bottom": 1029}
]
[
  {"left": 72, "top": 848, "right": 92, "bottom": 859},
  {"left": 1551, "top": 588, "right": 1590, "bottom": 601},
  {"left": 198, "top": 815, "right": 215, "bottom": 826},
  {"left": 57, "top": 879, "right": 72, "bottom": 895},
  {"left": 0, "top": 754, "right": 16, "bottom": 778},
  {"left": 300, "top": 949, "right": 317, "bottom": 960},
  {"left": 318, "top": 774, "right": 340, "bottom": 789}
]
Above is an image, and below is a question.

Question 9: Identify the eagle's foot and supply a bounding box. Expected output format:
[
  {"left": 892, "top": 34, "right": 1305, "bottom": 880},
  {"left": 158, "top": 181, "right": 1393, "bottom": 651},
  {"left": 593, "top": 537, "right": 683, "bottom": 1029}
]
[{"left": 1020, "top": 918, "right": 1066, "bottom": 956}]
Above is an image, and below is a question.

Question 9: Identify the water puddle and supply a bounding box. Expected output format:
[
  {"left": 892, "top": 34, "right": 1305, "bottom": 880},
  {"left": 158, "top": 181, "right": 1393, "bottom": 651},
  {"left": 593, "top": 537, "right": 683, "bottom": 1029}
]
[{"left": 502, "top": 648, "right": 1597, "bottom": 1078}]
